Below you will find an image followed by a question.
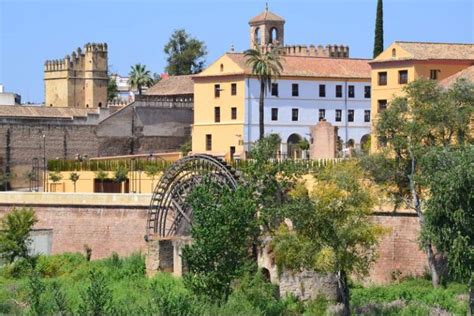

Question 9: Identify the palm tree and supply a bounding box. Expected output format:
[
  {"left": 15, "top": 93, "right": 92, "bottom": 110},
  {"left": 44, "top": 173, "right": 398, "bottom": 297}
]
[
  {"left": 244, "top": 44, "right": 283, "bottom": 140},
  {"left": 128, "top": 64, "right": 153, "bottom": 95}
]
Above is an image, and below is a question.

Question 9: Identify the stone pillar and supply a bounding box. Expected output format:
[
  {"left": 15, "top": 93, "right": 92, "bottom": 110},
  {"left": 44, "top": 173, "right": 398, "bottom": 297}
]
[
  {"left": 146, "top": 235, "right": 192, "bottom": 277},
  {"left": 310, "top": 121, "right": 338, "bottom": 159}
]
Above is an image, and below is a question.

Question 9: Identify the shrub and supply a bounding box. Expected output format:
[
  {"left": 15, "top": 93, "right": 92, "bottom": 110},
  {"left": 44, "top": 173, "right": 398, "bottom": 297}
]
[
  {"left": 0, "top": 207, "right": 37, "bottom": 264},
  {"left": 223, "top": 272, "right": 284, "bottom": 316},
  {"left": 78, "top": 268, "right": 113, "bottom": 315},
  {"left": 35, "top": 253, "right": 87, "bottom": 278},
  {"left": 149, "top": 273, "right": 199, "bottom": 316},
  {"left": 351, "top": 279, "right": 468, "bottom": 315}
]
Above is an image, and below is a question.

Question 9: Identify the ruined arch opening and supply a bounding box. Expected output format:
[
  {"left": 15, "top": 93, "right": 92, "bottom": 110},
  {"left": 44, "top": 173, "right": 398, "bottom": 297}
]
[{"left": 287, "top": 133, "right": 302, "bottom": 159}]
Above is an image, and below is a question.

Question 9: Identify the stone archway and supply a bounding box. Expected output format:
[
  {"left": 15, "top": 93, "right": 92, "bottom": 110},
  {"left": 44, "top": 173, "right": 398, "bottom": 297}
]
[{"left": 287, "top": 133, "right": 302, "bottom": 159}]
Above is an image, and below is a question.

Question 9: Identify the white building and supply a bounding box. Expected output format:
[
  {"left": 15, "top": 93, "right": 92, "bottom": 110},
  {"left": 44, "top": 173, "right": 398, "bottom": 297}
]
[
  {"left": 245, "top": 77, "right": 371, "bottom": 156},
  {"left": 0, "top": 84, "right": 21, "bottom": 105}
]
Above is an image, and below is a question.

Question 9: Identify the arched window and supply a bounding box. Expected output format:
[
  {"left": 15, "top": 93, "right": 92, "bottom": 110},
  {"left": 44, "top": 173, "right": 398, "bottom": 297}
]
[
  {"left": 220, "top": 64, "right": 224, "bottom": 72},
  {"left": 392, "top": 48, "right": 397, "bottom": 57},
  {"left": 98, "top": 102, "right": 102, "bottom": 108},
  {"left": 86, "top": 104, "right": 89, "bottom": 108},
  {"left": 269, "top": 27, "right": 278, "bottom": 44},
  {"left": 254, "top": 27, "right": 261, "bottom": 45}
]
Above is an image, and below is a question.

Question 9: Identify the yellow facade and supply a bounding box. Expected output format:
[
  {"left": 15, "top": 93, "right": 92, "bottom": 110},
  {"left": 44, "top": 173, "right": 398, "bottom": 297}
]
[
  {"left": 370, "top": 42, "right": 474, "bottom": 152},
  {"left": 52, "top": 171, "right": 163, "bottom": 193},
  {"left": 192, "top": 54, "right": 247, "bottom": 157}
]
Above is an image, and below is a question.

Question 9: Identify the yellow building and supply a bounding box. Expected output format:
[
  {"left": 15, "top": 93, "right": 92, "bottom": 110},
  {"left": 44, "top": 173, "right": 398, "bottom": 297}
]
[
  {"left": 44, "top": 43, "right": 108, "bottom": 108},
  {"left": 369, "top": 41, "right": 474, "bottom": 151},
  {"left": 192, "top": 8, "right": 372, "bottom": 158}
]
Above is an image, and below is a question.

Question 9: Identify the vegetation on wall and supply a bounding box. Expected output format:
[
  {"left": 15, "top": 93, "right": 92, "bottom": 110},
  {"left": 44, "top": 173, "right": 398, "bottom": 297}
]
[{"left": 367, "top": 78, "right": 474, "bottom": 289}]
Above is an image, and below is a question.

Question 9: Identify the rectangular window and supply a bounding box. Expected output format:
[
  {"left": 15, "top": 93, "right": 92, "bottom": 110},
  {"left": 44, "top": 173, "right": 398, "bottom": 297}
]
[
  {"left": 214, "top": 106, "right": 220, "bottom": 123},
  {"left": 271, "top": 108, "right": 278, "bottom": 121},
  {"left": 271, "top": 83, "right": 279, "bottom": 96},
  {"left": 399, "top": 70, "right": 408, "bottom": 84},
  {"left": 231, "top": 107, "right": 237, "bottom": 120},
  {"left": 292, "top": 108, "right": 299, "bottom": 121},
  {"left": 378, "top": 99, "right": 388, "bottom": 112},
  {"left": 231, "top": 83, "right": 237, "bottom": 95},
  {"left": 214, "top": 84, "right": 220, "bottom": 98},
  {"left": 364, "top": 110, "right": 371, "bottom": 122},
  {"left": 378, "top": 72, "right": 387, "bottom": 86},
  {"left": 348, "top": 85, "right": 355, "bottom": 98},
  {"left": 319, "top": 109, "right": 326, "bottom": 121},
  {"left": 335, "top": 109, "right": 342, "bottom": 122},
  {"left": 348, "top": 109, "right": 354, "bottom": 122},
  {"left": 336, "top": 85, "right": 343, "bottom": 98},
  {"left": 430, "top": 69, "right": 439, "bottom": 80},
  {"left": 319, "top": 84, "right": 326, "bottom": 97},
  {"left": 364, "top": 86, "right": 371, "bottom": 98},
  {"left": 292, "top": 83, "right": 299, "bottom": 97},
  {"left": 206, "top": 134, "right": 212, "bottom": 151}
]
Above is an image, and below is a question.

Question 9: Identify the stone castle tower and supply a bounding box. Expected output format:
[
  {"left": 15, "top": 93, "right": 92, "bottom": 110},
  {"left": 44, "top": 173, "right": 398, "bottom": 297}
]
[
  {"left": 249, "top": 6, "right": 349, "bottom": 58},
  {"left": 44, "top": 43, "right": 108, "bottom": 108}
]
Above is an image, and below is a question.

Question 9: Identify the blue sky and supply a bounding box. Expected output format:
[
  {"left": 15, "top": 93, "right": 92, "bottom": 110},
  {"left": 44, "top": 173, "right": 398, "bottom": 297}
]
[{"left": 0, "top": 0, "right": 473, "bottom": 103}]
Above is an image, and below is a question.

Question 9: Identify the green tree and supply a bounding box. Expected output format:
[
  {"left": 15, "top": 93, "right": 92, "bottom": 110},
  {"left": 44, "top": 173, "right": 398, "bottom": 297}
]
[
  {"left": 179, "top": 139, "right": 192, "bottom": 156},
  {"left": 244, "top": 45, "right": 283, "bottom": 140},
  {"left": 107, "top": 75, "right": 118, "bottom": 101},
  {"left": 94, "top": 169, "right": 108, "bottom": 193},
  {"left": 144, "top": 164, "right": 160, "bottom": 193},
  {"left": 182, "top": 179, "right": 259, "bottom": 301},
  {"left": 373, "top": 0, "right": 384, "bottom": 58},
  {"left": 420, "top": 146, "right": 474, "bottom": 312},
  {"left": 113, "top": 165, "right": 129, "bottom": 193},
  {"left": 49, "top": 171, "right": 63, "bottom": 192},
  {"left": 164, "top": 29, "right": 207, "bottom": 75},
  {"left": 0, "top": 207, "right": 37, "bottom": 263},
  {"left": 69, "top": 172, "right": 80, "bottom": 192},
  {"left": 128, "top": 64, "right": 153, "bottom": 95},
  {"left": 371, "top": 78, "right": 474, "bottom": 286},
  {"left": 272, "top": 161, "right": 386, "bottom": 316}
]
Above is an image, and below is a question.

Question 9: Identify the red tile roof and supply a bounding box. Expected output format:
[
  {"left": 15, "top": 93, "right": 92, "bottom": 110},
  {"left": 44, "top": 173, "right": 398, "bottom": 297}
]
[
  {"left": 249, "top": 10, "right": 285, "bottom": 23},
  {"left": 197, "top": 53, "right": 371, "bottom": 79},
  {"left": 440, "top": 65, "right": 474, "bottom": 87},
  {"left": 146, "top": 75, "right": 194, "bottom": 96}
]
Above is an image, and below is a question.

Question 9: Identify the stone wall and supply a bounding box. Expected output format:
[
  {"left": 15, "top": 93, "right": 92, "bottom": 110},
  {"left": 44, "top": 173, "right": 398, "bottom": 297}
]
[
  {"left": 279, "top": 271, "right": 338, "bottom": 301},
  {"left": 0, "top": 124, "right": 99, "bottom": 188}
]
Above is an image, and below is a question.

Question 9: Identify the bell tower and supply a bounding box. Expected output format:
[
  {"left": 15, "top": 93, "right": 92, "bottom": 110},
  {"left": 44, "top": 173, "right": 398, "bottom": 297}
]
[{"left": 249, "top": 4, "right": 285, "bottom": 48}]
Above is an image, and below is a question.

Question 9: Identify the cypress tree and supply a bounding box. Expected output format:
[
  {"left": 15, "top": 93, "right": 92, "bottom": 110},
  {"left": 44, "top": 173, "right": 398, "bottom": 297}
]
[{"left": 373, "top": 0, "right": 384, "bottom": 58}]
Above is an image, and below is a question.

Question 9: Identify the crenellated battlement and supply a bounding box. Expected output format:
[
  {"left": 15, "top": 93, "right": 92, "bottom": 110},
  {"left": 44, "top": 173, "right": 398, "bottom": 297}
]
[
  {"left": 44, "top": 42, "right": 108, "bottom": 71},
  {"left": 44, "top": 42, "right": 108, "bottom": 108},
  {"left": 262, "top": 43, "right": 350, "bottom": 58}
]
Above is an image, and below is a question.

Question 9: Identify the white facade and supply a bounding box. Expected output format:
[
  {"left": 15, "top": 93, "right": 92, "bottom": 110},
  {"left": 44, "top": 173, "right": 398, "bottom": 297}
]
[{"left": 243, "top": 78, "right": 371, "bottom": 155}]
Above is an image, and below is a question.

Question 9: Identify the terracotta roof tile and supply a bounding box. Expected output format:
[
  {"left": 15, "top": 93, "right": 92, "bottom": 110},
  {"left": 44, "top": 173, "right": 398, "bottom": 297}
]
[
  {"left": 440, "top": 65, "right": 474, "bottom": 87},
  {"left": 0, "top": 105, "right": 98, "bottom": 119},
  {"left": 199, "top": 53, "right": 370, "bottom": 79},
  {"left": 249, "top": 10, "right": 285, "bottom": 23},
  {"left": 374, "top": 42, "right": 474, "bottom": 62},
  {"left": 146, "top": 75, "right": 194, "bottom": 96}
]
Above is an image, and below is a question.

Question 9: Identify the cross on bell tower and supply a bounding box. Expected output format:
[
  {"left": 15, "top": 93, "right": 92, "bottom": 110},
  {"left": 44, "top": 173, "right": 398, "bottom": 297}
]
[{"left": 248, "top": 4, "right": 285, "bottom": 48}]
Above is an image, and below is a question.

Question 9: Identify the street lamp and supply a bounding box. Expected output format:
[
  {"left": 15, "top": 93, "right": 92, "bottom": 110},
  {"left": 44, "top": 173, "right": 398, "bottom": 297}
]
[{"left": 42, "top": 134, "right": 47, "bottom": 192}]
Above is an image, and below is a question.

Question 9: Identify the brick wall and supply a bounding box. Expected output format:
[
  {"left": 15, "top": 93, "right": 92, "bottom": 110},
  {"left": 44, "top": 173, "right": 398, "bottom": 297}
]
[
  {"left": 368, "top": 213, "right": 428, "bottom": 283},
  {"left": 0, "top": 200, "right": 428, "bottom": 284},
  {"left": 0, "top": 204, "right": 147, "bottom": 260}
]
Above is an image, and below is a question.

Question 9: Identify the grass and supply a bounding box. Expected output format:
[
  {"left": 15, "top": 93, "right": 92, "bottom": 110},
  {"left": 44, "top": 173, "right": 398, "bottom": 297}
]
[{"left": 0, "top": 253, "right": 469, "bottom": 315}]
